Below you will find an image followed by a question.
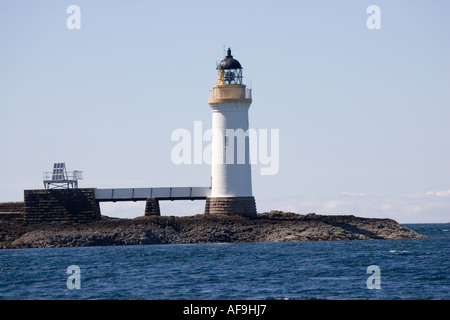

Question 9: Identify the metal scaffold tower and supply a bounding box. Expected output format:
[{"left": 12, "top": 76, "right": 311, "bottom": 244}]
[{"left": 43, "top": 162, "right": 83, "bottom": 189}]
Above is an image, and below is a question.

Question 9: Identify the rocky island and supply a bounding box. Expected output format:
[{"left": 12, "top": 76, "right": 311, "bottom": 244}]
[{"left": 0, "top": 211, "right": 425, "bottom": 249}]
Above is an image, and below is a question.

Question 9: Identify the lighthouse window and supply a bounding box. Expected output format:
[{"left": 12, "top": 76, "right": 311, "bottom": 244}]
[
  {"left": 225, "top": 71, "right": 235, "bottom": 84},
  {"left": 223, "top": 69, "right": 243, "bottom": 85}
]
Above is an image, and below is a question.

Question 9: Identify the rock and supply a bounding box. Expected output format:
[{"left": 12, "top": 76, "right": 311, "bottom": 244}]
[{"left": 0, "top": 212, "right": 426, "bottom": 249}]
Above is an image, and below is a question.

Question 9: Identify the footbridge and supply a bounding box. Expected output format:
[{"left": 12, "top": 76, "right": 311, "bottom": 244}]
[{"left": 95, "top": 187, "right": 211, "bottom": 202}]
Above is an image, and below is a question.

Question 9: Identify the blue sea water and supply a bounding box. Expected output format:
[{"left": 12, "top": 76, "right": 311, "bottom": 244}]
[{"left": 0, "top": 224, "right": 448, "bottom": 300}]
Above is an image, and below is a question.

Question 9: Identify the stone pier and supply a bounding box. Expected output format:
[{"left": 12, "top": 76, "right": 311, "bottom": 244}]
[
  {"left": 144, "top": 198, "right": 161, "bottom": 216},
  {"left": 23, "top": 189, "right": 101, "bottom": 224}
]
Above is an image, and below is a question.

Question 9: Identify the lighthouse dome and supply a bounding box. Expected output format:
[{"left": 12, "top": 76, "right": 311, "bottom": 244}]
[{"left": 217, "top": 48, "right": 242, "bottom": 70}]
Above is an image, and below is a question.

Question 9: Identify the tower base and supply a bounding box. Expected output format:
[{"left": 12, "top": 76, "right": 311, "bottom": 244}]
[{"left": 204, "top": 197, "right": 257, "bottom": 218}]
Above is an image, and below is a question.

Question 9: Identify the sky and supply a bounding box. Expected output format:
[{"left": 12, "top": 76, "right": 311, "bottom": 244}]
[{"left": 0, "top": 0, "right": 449, "bottom": 223}]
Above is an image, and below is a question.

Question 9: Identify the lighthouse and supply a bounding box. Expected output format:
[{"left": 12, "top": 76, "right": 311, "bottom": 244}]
[{"left": 204, "top": 48, "right": 257, "bottom": 218}]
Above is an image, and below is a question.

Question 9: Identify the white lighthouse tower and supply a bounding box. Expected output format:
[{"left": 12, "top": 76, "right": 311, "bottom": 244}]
[{"left": 204, "top": 48, "right": 257, "bottom": 217}]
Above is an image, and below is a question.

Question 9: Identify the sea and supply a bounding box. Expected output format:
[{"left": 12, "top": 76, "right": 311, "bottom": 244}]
[{"left": 0, "top": 223, "right": 448, "bottom": 301}]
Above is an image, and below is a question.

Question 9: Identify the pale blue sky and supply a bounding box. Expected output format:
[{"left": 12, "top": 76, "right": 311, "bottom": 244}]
[{"left": 1, "top": 1, "right": 449, "bottom": 222}]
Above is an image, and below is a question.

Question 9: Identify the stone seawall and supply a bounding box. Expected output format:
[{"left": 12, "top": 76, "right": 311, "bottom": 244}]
[
  {"left": 0, "top": 202, "right": 25, "bottom": 223},
  {"left": 23, "top": 189, "right": 101, "bottom": 224},
  {"left": 0, "top": 202, "right": 25, "bottom": 213}
]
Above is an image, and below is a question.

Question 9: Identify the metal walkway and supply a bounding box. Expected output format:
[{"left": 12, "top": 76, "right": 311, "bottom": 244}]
[{"left": 95, "top": 187, "right": 211, "bottom": 202}]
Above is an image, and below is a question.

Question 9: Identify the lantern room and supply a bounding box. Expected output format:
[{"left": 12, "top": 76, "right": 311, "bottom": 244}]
[
  {"left": 216, "top": 48, "right": 243, "bottom": 85},
  {"left": 209, "top": 48, "right": 251, "bottom": 103}
]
